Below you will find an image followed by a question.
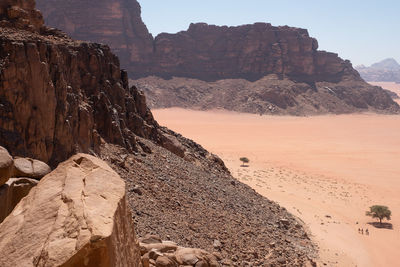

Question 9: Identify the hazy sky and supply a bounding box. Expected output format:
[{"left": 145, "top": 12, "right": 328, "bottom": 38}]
[{"left": 139, "top": 0, "right": 399, "bottom": 66}]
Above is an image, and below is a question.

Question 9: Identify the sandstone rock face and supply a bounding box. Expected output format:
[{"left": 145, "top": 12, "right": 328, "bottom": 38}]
[
  {"left": 13, "top": 157, "right": 51, "bottom": 179},
  {"left": 0, "top": 154, "right": 141, "bottom": 267},
  {"left": 36, "top": 1, "right": 358, "bottom": 83},
  {"left": 0, "top": 2, "right": 162, "bottom": 166},
  {"left": 34, "top": 0, "right": 399, "bottom": 113},
  {"left": 0, "top": 146, "right": 13, "bottom": 186},
  {"left": 148, "top": 23, "right": 359, "bottom": 82},
  {"left": 36, "top": 0, "right": 154, "bottom": 74},
  {"left": 0, "top": 177, "right": 38, "bottom": 223}
]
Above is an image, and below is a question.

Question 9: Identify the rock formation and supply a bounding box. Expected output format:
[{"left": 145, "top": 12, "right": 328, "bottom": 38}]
[
  {"left": 139, "top": 235, "right": 219, "bottom": 267},
  {"left": 35, "top": 0, "right": 400, "bottom": 114},
  {"left": 0, "top": 146, "right": 49, "bottom": 223},
  {"left": 35, "top": 0, "right": 154, "bottom": 74},
  {"left": 0, "top": 0, "right": 44, "bottom": 31},
  {"left": 0, "top": 0, "right": 166, "bottom": 166},
  {"left": 0, "top": 177, "right": 38, "bottom": 223},
  {"left": 0, "top": 0, "right": 318, "bottom": 265},
  {"left": 0, "top": 154, "right": 142, "bottom": 267},
  {"left": 0, "top": 146, "right": 13, "bottom": 186},
  {"left": 136, "top": 75, "right": 400, "bottom": 115},
  {"left": 36, "top": 0, "right": 356, "bottom": 83},
  {"left": 146, "top": 23, "right": 359, "bottom": 83},
  {"left": 356, "top": 58, "right": 400, "bottom": 83},
  {"left": 13, "top": 157, "right": 51, "bottom": 179}
]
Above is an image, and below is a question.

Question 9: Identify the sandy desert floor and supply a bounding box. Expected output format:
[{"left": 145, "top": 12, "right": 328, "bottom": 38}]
[{"left": 153, "top": 108, "right": 400, "bottom": 267}]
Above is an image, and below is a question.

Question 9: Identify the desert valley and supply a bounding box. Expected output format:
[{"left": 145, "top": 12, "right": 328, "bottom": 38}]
[
  {"left": 153, "top": 109, "right": 400, "bottom": 267},
  {"left": 1, "top": 0, "right": 399, "bottom": 266}
]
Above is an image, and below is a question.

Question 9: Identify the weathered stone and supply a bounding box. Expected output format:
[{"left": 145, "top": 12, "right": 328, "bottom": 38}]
[
  {"left": 140, "top": 234, "right": 163, "bottom": 244},
  {"left": 0, "top": 0, "right": 43, "bottom": 31},
  {"left": 141, "top": 242, "right": 179, "bottom": 254},
  {"left": 142, "top": 253, "right": 150, "bottom": 267},
  {"left": 160, "top": 133, "right": 186, "bottom": 158},
  {"left": 0, "top": 15, "right": 160, "bottom": 167},
  {"left": 13, "top": 157, "right": 51, "bottom": 179},
  {"left": 36, "top": 1, "right": 359, "bottom": 83},
  {"left": 155, "top": 256, "right": 177, "bottom": 267},
  {"left": 0, "top": 177, "right": 38, "bottom": 223},
  {"left": 213, "top": 239, "right": 222, "bottom": 250},
  {"left": 0, "top": 146, "right": 13, "bottom": 186},
  {"left": 36, "top": 0, "right": 154, "bottom": 76},
  {"left": 0, "top": 154, "right": 141, "bottom": 267}
]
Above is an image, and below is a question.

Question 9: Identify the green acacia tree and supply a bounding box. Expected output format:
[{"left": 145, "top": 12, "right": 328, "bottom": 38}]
[
  {"left": 366, "top": 205, "right": 391, "bottom": 224},
  {"left": 240, "top": 157, "right": 249, "bottom": 167}
]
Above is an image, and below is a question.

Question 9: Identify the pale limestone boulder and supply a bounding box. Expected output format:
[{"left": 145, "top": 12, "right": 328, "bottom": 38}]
[
  {"left": 0, "top": 154, "right": 141, "bottom": 267},
  {"left": 0, "top": 177, "right": 38, "bottom": 223},
  {"left": 0, "top": 146, "right": 13, "bottom": 186}
]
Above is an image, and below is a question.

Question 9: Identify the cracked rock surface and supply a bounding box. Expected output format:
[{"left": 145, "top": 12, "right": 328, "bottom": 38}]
[{"left": 0, "top": 154, "right": 141, "bottom": 267}]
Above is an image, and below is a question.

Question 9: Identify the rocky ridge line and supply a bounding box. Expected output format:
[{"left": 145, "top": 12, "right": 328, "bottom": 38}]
[{"left": 35, "top": 0, "right": 400, "bottom": 115}]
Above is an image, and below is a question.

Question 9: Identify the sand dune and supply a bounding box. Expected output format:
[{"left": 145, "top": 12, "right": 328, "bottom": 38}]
[{"left": 153, "top": 108, "right": 400, "bottom": 267}]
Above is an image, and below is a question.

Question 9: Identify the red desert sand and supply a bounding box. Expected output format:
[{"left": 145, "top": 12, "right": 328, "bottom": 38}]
[{"left": 153, "top": 108, "right": 400, "bottom": 267}]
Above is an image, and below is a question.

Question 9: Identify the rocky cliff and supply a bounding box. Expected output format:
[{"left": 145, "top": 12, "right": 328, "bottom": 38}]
[
  {"left": 35, "top": 0, "right": 400, "bottom": 114},
  {"left": 36, "top": 0, "right": 357, "bottom": 83},
  {"left": 0, "top": 1, "right": 318, "bottom": 265},
  {"left": 147, "top": 22, "right": 360, "bottom": 83},
  {"left": 0, "top": 0, "right": 162, "bottom": 166},
  {"left": 36, "top": 0, "right": 154, "bottom": 73}
]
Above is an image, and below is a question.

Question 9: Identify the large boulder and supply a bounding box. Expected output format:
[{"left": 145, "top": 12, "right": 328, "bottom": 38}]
[
  {"left": 0, "top": 154, "right": 141, "bottom": 267},
  {"left": 13, "top": 157, "right": 51, "bottom": 179},
  {"left": 0, "top": 146, "right": 13, "bottom": 186},
  {"left": 0, "top": 177, "right": 38, "bottom": 223}
]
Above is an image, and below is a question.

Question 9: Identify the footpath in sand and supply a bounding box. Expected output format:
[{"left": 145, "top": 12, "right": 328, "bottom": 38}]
[{"left": 153, "top": 108, "right": 400, "bottom": 267}]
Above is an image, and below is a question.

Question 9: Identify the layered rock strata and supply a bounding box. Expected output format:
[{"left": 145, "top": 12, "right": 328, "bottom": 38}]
[
  {"left": 0, "top": 0, "right": 165, "bottom": 166},
  {"left": 36, "top": 0, "right": 154, "bottom": 73},
  {"left": 0, "top": 1, "right": 318, "bottom": 265},
  {"left": 35, "top": 0, "right": 400, "bottom": 114},
  {"left": 36, "top": 0, "right": 358, "bottom": 83},
  {"left": 0, "top": 154, "right": 142, "bottom": 267}
]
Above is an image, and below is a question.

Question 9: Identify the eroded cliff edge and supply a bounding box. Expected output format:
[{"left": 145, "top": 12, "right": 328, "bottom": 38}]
[
  {"left": 0, "top": 0, "right": 317, "bottom": 265},
  {"left": 35, "top": 0, "right": 400, "bottom": 115}
]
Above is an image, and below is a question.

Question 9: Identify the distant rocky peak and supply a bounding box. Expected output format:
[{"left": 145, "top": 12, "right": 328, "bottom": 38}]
[{"left": 370, "top": 58, "right": 400, "bottom": 70}]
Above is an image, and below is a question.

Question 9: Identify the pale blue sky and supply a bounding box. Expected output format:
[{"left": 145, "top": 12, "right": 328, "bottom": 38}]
[{"left": 139, "top": 0, "right": 399, "bottom": 66}]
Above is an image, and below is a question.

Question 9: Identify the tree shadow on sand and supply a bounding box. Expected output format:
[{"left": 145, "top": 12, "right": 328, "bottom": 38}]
[{"left": 367, "top": 222, "right": 393, "bottom": 230}]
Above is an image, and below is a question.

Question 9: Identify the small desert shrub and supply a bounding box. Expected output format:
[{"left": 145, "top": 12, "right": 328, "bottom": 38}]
[{"left": 240, "top": 157, "right": 249, "bottom": 166}]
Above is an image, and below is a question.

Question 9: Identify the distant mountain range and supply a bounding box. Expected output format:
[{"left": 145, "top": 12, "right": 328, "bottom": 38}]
[{"left": 356, "top": 58, "right": 400, "bottom": 83}]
